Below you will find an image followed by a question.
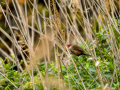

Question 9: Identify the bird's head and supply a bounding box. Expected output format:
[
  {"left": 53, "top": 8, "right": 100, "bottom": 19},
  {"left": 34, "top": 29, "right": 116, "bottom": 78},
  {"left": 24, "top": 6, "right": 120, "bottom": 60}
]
[{"left": 67, "top": 44, "right": 72, "bottom": 48}]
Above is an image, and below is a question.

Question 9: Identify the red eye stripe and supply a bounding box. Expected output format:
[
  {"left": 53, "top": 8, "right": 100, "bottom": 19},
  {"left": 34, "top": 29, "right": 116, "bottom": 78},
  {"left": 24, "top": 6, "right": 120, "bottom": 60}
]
[{"left": 67, "top": 45, "right": 71, "bottom": 48}]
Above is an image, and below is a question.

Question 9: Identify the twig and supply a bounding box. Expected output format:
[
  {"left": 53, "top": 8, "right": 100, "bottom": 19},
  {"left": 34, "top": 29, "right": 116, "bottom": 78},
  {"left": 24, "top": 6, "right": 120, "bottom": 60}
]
[
  {"left": 73, "top": 55, "right": 98, "bottom": 84},
  {"left": 61, "top": 60, "right": 81, "bottom": 90},
  {"left": 0, "top": 72, "right": 18, "bottom": 89}
]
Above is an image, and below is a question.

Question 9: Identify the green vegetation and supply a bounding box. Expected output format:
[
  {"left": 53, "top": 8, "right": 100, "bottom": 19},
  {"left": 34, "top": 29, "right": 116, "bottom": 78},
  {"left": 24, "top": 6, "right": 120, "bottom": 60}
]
[
  {"left": 0, "top": 23, "right": 120, "bottom": 89},
  {"left": 0, "top": 0, "right": 120, "bottom": 90}
]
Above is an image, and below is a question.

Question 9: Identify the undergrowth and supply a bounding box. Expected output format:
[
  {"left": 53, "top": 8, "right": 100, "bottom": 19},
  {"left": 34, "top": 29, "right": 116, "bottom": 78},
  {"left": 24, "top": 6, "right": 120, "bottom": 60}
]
[{"left": 0, "top": 0, "right": 120, "bottom": 90}]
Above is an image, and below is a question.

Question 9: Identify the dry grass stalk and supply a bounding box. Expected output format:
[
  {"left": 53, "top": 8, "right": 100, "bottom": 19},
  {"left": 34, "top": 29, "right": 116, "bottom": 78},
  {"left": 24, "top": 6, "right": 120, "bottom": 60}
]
[
  {"left": 0, "top": 0, "right": 119, "bottom": 89},
  {"left": 51, "top": 0, "right": 65, "bottom": 43}
]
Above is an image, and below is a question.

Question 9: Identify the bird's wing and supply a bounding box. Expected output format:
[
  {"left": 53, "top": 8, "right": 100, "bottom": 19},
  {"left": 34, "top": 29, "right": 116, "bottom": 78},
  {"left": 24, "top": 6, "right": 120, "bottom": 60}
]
[{"left": 72, "top": 45, "right": 84, "bottom": 52}]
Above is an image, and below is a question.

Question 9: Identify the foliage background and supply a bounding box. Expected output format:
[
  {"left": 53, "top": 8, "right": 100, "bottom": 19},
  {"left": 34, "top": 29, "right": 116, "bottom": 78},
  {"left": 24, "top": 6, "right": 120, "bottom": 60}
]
[{"left": 0, "top": 0, "right": 120, "bottom": 90}]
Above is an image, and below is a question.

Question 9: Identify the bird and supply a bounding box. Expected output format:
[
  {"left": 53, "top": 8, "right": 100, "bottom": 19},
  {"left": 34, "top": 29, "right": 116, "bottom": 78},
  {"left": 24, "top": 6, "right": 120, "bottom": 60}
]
[{"left": 67, "top": 44, "right": 90, "bottom": 56}]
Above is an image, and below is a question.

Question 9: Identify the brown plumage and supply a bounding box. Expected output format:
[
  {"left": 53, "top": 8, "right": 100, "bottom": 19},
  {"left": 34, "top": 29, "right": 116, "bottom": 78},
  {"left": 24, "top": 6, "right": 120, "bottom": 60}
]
[{"left": 67, "top": 44, "right": 90, "bottom": 56}]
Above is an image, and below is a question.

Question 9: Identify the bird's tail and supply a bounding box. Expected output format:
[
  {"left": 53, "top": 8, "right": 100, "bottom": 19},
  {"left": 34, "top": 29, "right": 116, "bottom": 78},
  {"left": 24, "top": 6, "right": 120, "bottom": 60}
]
[{"left": 83, "top": 53, "right": 91, "bottom": 56}]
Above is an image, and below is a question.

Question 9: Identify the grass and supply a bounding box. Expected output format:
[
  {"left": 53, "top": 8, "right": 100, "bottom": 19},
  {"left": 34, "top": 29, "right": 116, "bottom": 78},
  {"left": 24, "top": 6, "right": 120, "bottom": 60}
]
[{"left": 0, "top": 0, "right": 120, "bottom": 90}]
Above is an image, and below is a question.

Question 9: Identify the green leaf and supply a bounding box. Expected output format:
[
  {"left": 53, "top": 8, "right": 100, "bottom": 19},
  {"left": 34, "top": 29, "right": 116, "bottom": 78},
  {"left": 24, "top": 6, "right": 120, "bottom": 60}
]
[{"left": 102, "top": 74, "right": 112, "bottom": 78}]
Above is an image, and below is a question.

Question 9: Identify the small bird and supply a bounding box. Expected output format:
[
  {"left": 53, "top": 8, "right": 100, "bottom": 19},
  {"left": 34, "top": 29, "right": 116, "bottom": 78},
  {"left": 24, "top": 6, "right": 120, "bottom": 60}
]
[{"left": 67, "top": 44, "right": 90, "bottom": 56}]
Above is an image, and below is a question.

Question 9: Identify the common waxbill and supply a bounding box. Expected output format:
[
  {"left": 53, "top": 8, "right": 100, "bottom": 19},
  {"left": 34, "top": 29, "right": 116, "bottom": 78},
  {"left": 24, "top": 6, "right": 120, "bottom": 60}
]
[{"left": 67, "top": 44, "right": 90, "bottom": 56}]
